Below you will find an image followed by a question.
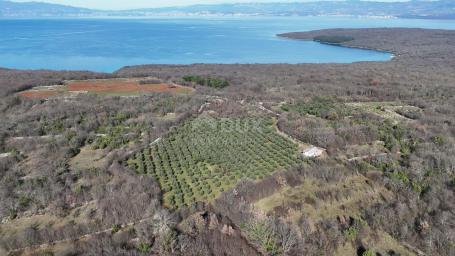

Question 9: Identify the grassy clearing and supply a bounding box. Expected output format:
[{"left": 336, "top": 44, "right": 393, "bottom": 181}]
[
  {"left": 127, "top": 117, "right": 302, "bottom": 209},
  {"left": 254, "top": 174, "right": 415, "bottom": 255},
  {"left": 337, "top": 140, "right": 387, "bottom": 161},
  {"left": 346, "top": 102, "right": 422, "bottom": 122},
  {"left": 69, "top": 145, "right": 107, "bottom": 172},
  {"left": 0, "top": 201, "right": 97, "bottom": 242},
  {"left": 254, "top": 175, "right": 391, "bottom": 223},
  {"left": 283, "top": 100, "right": 421, "bottom": 123},
  {"left": 335, "top": 229, "right": 416, "bottom": 256}
]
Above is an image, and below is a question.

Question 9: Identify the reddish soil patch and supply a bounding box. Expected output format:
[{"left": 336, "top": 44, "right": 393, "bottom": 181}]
[
  {"left": 67, "top": 80, "right": 193, "bottom": 94},
  {"left": 18, "top": 79, "right": 193, "bottom": 99},
  {"left": 19, "top": 90, "right": 59, "bottom": 99}
]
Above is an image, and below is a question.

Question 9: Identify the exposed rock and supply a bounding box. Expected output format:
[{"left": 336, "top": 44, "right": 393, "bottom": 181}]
[
  {"left": 337, "top": 215, "right": 354, "bottom": 229},
  {"left": 1, "top": 216, "right": 10, "bottom": 224},
  {"left": 221, "top": 224, "right": 235, "bottom": 236},
  {"left": 338, "top": 215, "right": 348, "bottom": 227},
  {"left": 302, "top": 146, "right": 325, "bottom": 158},
  {"left": 194, "top": 212, "right": 207, "bottom": 229},
  {"left": 0, "top": 152, "right": 11, "bottom": 158},
  {"left": 417, "top": 220, "right": 430, "bottom": 233},
  {"left": 208, "top": 213, "right": 219, "bottom": 230},
  {"left": 276, "top": 175, "right": 288, "bottom": 187}
]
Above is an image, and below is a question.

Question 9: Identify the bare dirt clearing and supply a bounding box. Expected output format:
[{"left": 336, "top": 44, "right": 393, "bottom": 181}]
[
  {"left": 18, "top": 78, "right": 194, "bottom": 99},
  {"left": 18, "top": 89, "right": 60, "bottom": 99},
  {"left": 67, "top": 79, "right": 193, "bottom": 95}
]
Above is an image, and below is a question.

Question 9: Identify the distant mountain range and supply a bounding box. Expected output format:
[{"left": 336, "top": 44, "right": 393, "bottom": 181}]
[
  {"left": 0, "top": 0, "right": 93, "bottom": 17},
  {"left": 1, "top": 0, "right": 455, "bottom": 19}
]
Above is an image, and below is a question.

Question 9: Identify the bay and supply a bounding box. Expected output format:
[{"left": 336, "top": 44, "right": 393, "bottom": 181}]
[{"left": 1, "top": 16, "right": 455, "bottom": 72}]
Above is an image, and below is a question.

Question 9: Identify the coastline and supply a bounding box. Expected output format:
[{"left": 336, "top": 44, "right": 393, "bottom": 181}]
[{"left": 277, "top": 32, "right": 397, "bottom": 62}]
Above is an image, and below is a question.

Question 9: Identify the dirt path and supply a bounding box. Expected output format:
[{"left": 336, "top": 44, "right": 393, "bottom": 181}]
[
  {"left": 257, "top": 102, "right": 280, "bottom": 117},
  {"left": 253, "top": 101, "right": 326, "bottom": 158},
  {"left": 347, "top": 153, "right": 388, "bottom": 162},
  {"left": 271, "top": 116, "right": 326, "bottom": 158},
  {"left": 10, "top": 135, "right": 62, "bottom": 141}
]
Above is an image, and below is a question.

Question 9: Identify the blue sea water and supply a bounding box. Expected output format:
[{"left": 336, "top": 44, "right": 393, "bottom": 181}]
[{"left": 1, "top": 16, "right": 455, "bottom": 72}]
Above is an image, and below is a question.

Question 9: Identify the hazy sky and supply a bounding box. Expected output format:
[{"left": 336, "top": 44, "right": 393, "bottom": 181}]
[{"left": 11, "top": 0, "right": 411, "bottom": 10}]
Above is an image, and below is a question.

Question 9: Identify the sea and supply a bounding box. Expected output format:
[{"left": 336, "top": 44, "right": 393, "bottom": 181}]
[{"left": 1, "top": 16, "right": 455, "bottom": 72}]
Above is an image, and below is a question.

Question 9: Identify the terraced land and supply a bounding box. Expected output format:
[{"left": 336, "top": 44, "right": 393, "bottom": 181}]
[{"left": 127, "top": 117, "right": 302, "bottom": 209}]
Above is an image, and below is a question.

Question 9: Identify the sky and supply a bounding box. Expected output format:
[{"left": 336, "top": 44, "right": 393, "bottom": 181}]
[{"left": 11, "top": 0, "right": 411, "bottom": 10}]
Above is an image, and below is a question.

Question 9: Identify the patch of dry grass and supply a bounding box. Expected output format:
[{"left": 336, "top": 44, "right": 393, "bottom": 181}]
[
  {"left": 69, "top": 145, "right": 107, "bottom": 172},
  {"left": 346, "top": 102, "right": 422, "bottom": 122},
  {"left": 335, "top": 229, "right": 416, "bottom": 256},
  {"left": 254, "top": 175, "right": 391, "bottom": 223}
]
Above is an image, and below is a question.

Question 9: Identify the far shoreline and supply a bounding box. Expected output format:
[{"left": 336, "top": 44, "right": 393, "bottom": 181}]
[{"left": 277, "top": 33, "right": 396, "bottom": 62}]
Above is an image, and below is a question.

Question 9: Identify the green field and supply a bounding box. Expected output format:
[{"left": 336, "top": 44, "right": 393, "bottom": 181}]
[{"left": 128, "top": 117, "right": 302, "bottom": 209}]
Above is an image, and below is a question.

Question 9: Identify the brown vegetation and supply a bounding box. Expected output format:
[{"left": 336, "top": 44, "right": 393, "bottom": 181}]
[{"left": 0, "top": 28, "right": 454, "bottom": 255}]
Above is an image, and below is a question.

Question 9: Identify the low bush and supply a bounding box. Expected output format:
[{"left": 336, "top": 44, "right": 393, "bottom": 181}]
[
  {"left": 282, "top": 97, "right": 350, "bottom": 120},
  {"left": 183, "top": 75, "right": 229, "bottom": 88}
]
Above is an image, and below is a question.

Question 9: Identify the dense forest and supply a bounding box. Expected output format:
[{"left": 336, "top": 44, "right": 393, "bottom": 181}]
[{"left": 0, "top": 28, "right": 454, "bottom": 256}]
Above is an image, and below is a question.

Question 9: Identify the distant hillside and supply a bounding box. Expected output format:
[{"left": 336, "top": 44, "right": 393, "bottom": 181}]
[
  {"left": 0, "top": 0, "right": 94, "bottom": 17},
  {"left": 124, "top": 0, "right": 455, "bottom": 19},
  {"left": 1, "top": 0, "right": 455, "bottom": 19}
]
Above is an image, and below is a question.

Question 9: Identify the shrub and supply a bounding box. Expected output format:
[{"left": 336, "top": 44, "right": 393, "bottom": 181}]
[
  {"left": 183, "top": 75, "right": 229, "bottom": 88},
  {"left": 450, "top": 175, "right": 455, "bottom": 188},
  {"left": 137, "top": 242, "right": 152, "bottom": 253},
  {"left": 431, "top": 135, "right": 445, "bottom": 146},
  {"left": 362, "top": 249, "right": 375, "bottom": 256},
  {"left": 112, "top": 224, "right": 122, "bottom": 233},
  {"left": 245, "top": 220, "right": 281, "bottom": 255},
  {"left": 343, "top": 225, "right": 359, "bottom": 241},
  {"left": 18, "top": 195, "right": 33, "bottom": 210},
  {"left": 343, "top": 219, "right": 365, "bottom": 241},
  {"left": 283, "top": 97, "right": 350, "bottom": 120}
]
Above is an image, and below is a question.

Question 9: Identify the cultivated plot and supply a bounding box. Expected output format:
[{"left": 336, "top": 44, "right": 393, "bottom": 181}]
[
  {"left": 18, "top": 78, "right": 194, "bottom": 98},
  {"left": 128, "top": 117, "right": 302, "bottom": 209}
]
